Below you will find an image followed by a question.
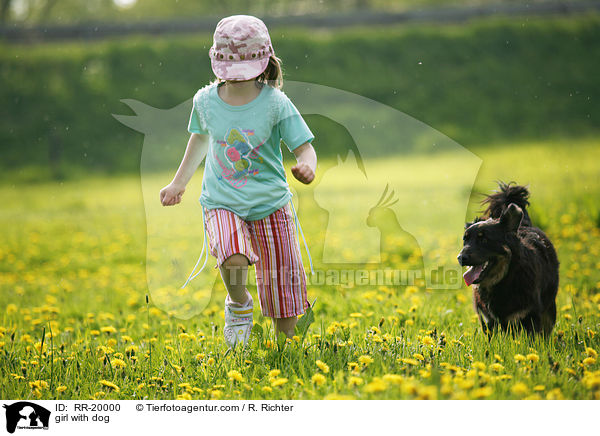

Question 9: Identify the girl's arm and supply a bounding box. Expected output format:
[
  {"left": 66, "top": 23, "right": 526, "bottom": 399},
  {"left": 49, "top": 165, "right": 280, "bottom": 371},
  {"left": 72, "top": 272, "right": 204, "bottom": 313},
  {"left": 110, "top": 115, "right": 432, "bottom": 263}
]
[
  {"left": 160, "top": 133, "right": 207, "bottom": 206},
  {"left": 291, "top": 142, "right": 317, "bottom": 184}
]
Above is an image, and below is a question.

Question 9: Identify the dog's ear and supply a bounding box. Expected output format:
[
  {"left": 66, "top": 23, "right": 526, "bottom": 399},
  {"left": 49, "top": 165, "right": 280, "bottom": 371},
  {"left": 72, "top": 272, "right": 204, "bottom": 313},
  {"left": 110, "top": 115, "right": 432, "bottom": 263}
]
[{"left": 500, "top": 203, "right": 523, "bottom": 232}]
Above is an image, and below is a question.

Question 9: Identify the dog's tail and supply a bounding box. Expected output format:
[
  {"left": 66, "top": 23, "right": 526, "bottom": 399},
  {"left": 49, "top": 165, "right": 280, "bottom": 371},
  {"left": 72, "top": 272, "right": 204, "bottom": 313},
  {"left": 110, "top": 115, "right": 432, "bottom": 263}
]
[{"left": 481, "top": 181, "right": 532, "bottom": 226}]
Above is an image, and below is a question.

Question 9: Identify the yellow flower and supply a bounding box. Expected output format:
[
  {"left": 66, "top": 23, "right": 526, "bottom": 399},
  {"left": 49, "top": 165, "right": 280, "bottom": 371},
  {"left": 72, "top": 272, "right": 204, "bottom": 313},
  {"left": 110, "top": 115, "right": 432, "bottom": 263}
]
[
  {"left": 527, "top": 353, "right": 539, "bottom": 363},
  {"left": 586, "top": 347, "right": 598, "bottom": 359},
  {"left": 472, "top": 361, "right": 486, "bottom": 371},
  {"left": 324, "top": 394, "right": 355, "bottom": 400},
  {"left": 358, "top": 355, "right": 374, "bottom": 366},
  {"left": 100, "top": 326, "right": 117, "bottom": 334},
  {"left": 206, "top": 357, "right": 215, "bottom": 366},
  {"left": 511, "top": 382, "right": 529, "bottom": 396},
  {"left": 349, "top": 313, "right": 363, "bottom": 318},
  {"left": 471, "top": 386, "right": 493, "bottom": 399},
  {"left": 56, "top": 386, "right": 67, "bottom": 394},
  {"left": 269, "top": 369, "right": 281, "bottom": 378},
  {"left": 382, "top": 374, "right": 403, "bottom": 386},
  {"left": 228, "top": 370, "right": 244, "bottom": 382},
  {"left": 348, "top": 376, "right": 363, "bottom": 387},
  {"left": 315, "top": 360, "right": 330, "bottom": 374},
  {"left": 262, "top": 386, "right": 273, "bottom": 393},
  {"left": 514, "top": 354, "right": 526, "bottom": 363},
  {"left": 176, "top": 392, "right": 192, "bottom": 400},
  {"left": 364, "top": 377, "right": 386, "bottom": 393},
  {"left": 311, "top": 374, "right": 326, "bottom": 386},
  {"left": 99, "top": 380, "right": 120, "bottom": 392},
  {"left": 413, "top": 353, "right": 424, "bottom": 361},
  {"left": 490, "top": 363, "right": 504, "bottom": 372},
  {"left": 271, "top": 378, "right": 288, "bottom": 387},
  {"left": 28, "top": 380, "right": 49, "bottom": 390},
  {"left": 583, "top": 357, "right": 596, "bottom": 366},
  {"left": 400, "top": 358, "right": 419, "bottom": 366},
  {"left": 421, "top": 336, "right": 435, "bottom": 346},
  {"left": 111, "top": 358, "right": 126, "bottom": 369},
  {"left": 533, "top": 385, "right": 545, "bottom": 391},
  {"left": 6, "top": 304, "right": 17, "bottom": 315}
]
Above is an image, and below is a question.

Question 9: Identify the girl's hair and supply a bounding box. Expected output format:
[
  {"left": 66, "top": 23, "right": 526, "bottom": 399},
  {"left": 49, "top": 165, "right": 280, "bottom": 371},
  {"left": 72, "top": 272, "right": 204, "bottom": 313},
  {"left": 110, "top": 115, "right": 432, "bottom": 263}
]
[{"left": 255, "top": 55, "right": 283, "bottom": 89}]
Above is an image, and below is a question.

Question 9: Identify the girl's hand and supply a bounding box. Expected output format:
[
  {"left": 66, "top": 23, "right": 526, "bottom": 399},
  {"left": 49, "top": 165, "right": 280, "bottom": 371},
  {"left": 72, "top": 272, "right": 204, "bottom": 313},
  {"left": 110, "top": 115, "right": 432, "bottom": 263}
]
[
  {"left": 291, "top": 162, "right": 315, "bottom": 184},
  {"left": 160, "top": 182, "right": 186, "bottom": 206}
]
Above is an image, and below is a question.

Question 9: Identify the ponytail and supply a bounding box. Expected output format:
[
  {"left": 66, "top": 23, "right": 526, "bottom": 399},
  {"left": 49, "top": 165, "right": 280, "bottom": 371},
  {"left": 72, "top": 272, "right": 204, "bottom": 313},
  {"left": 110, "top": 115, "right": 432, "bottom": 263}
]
[{"left": 256, "top": 55, "right": 283, "bottom": 89}]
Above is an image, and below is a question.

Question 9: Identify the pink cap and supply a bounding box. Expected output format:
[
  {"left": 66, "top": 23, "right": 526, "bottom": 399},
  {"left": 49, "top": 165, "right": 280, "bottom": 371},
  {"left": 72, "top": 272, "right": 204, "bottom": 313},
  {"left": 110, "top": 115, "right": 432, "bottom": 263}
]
[{"left": 209, "top": 15, "right": 274, "bottom": 81}]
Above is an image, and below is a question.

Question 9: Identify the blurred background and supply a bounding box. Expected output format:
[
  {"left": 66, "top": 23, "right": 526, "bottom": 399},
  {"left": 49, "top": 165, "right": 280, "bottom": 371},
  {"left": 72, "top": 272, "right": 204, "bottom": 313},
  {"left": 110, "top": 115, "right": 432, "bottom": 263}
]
[{"left": 1, "top": 0, "right": 599, "bottom": 181}]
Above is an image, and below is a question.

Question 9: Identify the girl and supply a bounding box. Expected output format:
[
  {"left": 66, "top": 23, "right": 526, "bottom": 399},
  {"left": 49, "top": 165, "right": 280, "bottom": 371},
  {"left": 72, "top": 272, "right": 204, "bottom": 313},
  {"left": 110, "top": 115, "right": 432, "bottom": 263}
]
[{"left": 159, "top": 15, "right": 317, "bottom": 348}]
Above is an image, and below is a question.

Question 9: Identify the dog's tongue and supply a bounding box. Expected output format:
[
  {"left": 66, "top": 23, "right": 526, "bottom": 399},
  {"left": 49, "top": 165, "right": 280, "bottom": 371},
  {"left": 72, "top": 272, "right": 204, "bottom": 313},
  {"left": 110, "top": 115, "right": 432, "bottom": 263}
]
[{"left": 463, "top": 265, "right": 484, "bottom": 286}]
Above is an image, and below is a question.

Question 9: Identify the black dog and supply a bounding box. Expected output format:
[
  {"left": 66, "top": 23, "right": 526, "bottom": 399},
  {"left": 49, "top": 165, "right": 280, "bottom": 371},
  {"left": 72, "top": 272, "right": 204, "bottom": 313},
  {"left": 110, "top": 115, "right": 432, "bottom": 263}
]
[{"left": 457, "top": 182, "right": 559, "bottom": 336}]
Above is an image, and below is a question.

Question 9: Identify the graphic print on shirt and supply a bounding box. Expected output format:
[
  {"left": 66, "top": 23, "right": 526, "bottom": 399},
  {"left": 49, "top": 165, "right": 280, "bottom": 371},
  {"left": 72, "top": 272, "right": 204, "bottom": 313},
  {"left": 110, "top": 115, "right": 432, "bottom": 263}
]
[{"left": 215, "top": 127, "right": 263, "bottom": 189}]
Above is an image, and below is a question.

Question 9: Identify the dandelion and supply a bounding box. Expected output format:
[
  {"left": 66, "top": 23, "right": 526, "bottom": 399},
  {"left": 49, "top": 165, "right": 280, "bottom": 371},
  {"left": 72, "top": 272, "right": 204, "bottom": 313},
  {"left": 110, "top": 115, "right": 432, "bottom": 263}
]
[
  {"left": 271, "top": 378, "right": 288, "bottom": 387},
  {"left": 228, "top": 370, "right": 244, "bottom": 383},
  {"left": 420, "top": 336, "right": 435, "bottom": 346},
  {"left": 490, "top": 363, "right": 504, "bottom": 372},
  {"left": 514, "top": 354, "right": 526, "bottom": 363},
  {"left": 349, "top": 313, "right": 363, "bottom": 318},
  {"left": 471, "top": 386, "right": 493, "bottom": 399},
  {"left": 100, "top": 326, "right": 117, "bottom": 334},
  {"left": 176, "top": 392, "right": 192, "bottom": 400},
  {"left": 206, "top": 357, "right": 215, "bottom": 366},
  {"left": 6, "top": 304, "right": 17, "bottom": 315},
  {"left": 269, "top": 369, "right": 281, "bottom": 379},
  {"left": 29, "top": 380, "right": 49, "bottom": 390},
  {"left": 413, "top": 353, "right": 424, "bottom": 361},
  {"left": 583, "top": 357, "right": 596, "bottom": 366},
  {"left": 527, "top": 353, "right": 539, "bottom": 363},
  {"left": 56, "top": 385, "right": 67, "bottom": 394},
  {"left": 315, "top": 360, "right": 330, "bottom": 374},
  {"left": 511, "top": 382, "right": 529, "bottom": 396},
  {"left": 546, "top": 388, "right": 564, "bottom": 400},
  {"left": 311, "top": 374, "right": 326, "bottom": 386},
  {"left": 111, "top": 358, "right": 126, "bottom": 369},
  {"left": 358, "top": 355, "right": 374, "bottom": 366},
  {"left": 99, "top": 380, "right": 120, "bottom": 392},
  {"left": 382, "top": 374, "right": 403, "bottom": 386},
  {"left": 348, "top": 376, "right": 363, "bottom": 387},
  {"left": 364, "top": 377, "right": 386, "bottom": 393},
  {"left": 400, "top": 358, "right": 419, "bottom": 366},
  {"left": 586, "top": 347, "right": 598, "bottom": 359},
  {"left": 472, "top": 361, "right": 486, "bottom": 371},
  {"left": 533, "top": 385, "right": 545, "bottom": 391}
]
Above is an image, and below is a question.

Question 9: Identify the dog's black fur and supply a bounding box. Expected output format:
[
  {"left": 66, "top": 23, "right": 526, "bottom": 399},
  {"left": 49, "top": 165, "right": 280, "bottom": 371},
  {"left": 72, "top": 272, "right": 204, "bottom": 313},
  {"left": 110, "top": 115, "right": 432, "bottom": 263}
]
[{"left": 457, "top": 182, "right": 559, "bottom": 336}]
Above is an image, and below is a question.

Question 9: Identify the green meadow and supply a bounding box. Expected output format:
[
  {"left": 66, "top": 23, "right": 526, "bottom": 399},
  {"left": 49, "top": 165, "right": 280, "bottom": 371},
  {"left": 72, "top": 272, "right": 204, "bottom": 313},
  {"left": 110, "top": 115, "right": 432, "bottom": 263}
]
[{"left": 1, "top": 139, "right": 599, "bottom": 400}]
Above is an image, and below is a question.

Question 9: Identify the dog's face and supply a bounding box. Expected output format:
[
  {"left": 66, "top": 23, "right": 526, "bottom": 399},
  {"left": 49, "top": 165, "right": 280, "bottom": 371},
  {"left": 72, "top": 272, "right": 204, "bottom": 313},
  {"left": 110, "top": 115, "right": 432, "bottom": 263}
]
[{"left": 458, "top": 203, "right": 523, "bottom": 286}]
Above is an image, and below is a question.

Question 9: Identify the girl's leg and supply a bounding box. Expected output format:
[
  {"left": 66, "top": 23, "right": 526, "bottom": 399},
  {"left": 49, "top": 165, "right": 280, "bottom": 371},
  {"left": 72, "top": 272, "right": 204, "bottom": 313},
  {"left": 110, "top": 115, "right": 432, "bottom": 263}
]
[
  {"left": 250, "top": 204, "right": 308, "bottom": 339},
  {"left": 219, "top": 254, "right": 250, "bottom": 305},
  {"left": 274, "top": 316, "right": 298, "bottom": 338}
]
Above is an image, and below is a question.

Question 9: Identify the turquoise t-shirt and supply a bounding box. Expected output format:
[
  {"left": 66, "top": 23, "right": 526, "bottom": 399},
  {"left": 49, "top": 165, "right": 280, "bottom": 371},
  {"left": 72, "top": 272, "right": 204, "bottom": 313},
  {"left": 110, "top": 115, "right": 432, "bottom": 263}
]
[{"left": 188, "top": 82, "right": 314, "bottom": 221}]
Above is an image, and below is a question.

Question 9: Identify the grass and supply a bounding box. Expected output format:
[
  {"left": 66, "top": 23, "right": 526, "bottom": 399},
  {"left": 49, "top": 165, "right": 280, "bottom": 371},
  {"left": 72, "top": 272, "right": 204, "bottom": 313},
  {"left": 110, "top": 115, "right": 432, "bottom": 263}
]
[{"left": 0, "top": 138, "right": 599, "bottom": 400}]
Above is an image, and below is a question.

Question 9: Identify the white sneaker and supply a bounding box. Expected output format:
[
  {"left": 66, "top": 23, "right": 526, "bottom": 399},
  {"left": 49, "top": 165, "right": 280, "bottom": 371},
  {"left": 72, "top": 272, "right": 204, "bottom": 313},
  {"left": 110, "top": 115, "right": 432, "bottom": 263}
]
[{"left": 224, "top": 294, "right": 253, "bottom": 348}]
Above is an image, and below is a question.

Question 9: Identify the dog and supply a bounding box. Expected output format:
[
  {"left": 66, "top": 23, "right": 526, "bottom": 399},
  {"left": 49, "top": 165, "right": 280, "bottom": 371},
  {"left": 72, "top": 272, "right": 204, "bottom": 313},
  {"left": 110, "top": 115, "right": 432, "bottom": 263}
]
[{"left": 457, "top": 182, "right": 559, "bottom": 336}]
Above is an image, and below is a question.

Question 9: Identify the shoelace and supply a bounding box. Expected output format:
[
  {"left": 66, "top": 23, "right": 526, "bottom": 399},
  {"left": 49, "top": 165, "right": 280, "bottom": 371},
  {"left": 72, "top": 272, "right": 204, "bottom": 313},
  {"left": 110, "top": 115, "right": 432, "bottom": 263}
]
[
  {"left": 181, "top": 207, "right": 209, "bottom": 289},
  {"left": 290, "top": 199, "right": 314, "bottom": 275},
  {"left": 181, "top": 200, "right": 314, "bottom": 288}
]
